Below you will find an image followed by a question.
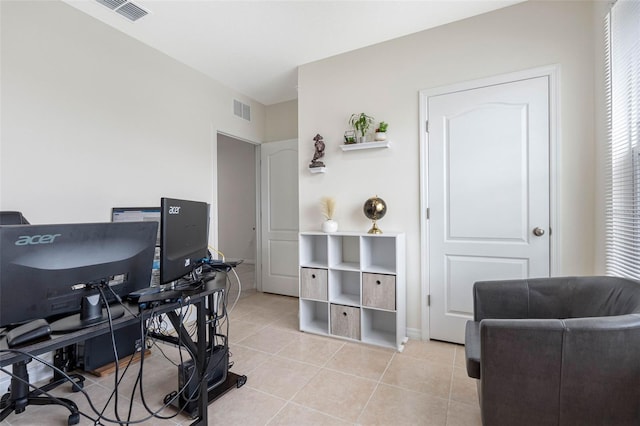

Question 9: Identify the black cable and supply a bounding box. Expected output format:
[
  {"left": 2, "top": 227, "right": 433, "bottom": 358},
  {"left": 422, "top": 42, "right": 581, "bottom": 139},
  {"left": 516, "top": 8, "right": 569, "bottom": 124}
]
[
  {"left": 103, "top": 282, "right": 197, "bottom": 423},
  {"left": 99, "top": 284, "right": 152, "bottom": 424},
  {"left": 0, "top": 345, "right": 185, "bottom": 426},
  {"left": 147, "top": 339, "right": 179, "bottom": 367},
  {"left": 125, "top": 304, "right": 195, "bottom": 422},
  {"left": 104, "top": 283, "right": 139, "bottom": 319},
  {"left": 216, "top": 271, "right": 233, "bottom": 335},
  {"left": 0, "top": 363, "right": 79, "bottom": 413},
  {"left": 95, "top": 285, "right": 180, "bottom": 424},
  {"left": 127, "top": 308, "right": 153, "bottom": 423},
  {"left": 0, "top": 349, "right": 103, "bottom": 424},
  {"left": 0, "top": 283, "right": 225, "bottom": 425},
  {"left": 96, "top": 285, "right": 124, "bottom": 423},
  {"left": 101, "top": 300, "right": 196, "bottom": 423},
  {"left": 134, "top": 305, "right": 199, "bottom": 421}
]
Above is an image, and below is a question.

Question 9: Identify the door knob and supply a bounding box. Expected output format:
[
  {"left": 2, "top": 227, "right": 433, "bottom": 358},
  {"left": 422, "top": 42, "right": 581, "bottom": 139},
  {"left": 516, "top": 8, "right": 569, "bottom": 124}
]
[{"left": 533, "top": 227, "right": 545, "bottom": 237}]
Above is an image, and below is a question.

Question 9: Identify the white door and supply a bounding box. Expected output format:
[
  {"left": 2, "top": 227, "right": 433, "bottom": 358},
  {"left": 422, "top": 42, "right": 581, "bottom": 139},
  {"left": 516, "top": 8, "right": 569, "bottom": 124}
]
[
  {"left": 427, "top": 76, "right": 550, "bottom": 343},
  {"left": 260, "top": 139, "right": 299, "bottom": 296}
]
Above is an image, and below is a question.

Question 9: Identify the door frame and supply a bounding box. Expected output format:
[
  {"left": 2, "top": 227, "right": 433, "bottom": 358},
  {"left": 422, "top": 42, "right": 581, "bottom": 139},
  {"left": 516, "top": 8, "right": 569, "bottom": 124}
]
[
  {"left": 211, "top": 130, "right": 261, "bottom": 289},
  {"left": 418, "top": 65, "right": 560, "bottom": 341}
]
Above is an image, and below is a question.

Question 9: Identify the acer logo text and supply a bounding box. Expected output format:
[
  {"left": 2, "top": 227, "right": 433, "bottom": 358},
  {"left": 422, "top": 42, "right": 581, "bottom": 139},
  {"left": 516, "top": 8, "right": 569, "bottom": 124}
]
[
  {"left": 169, "top": 206, "right": 181, "bottom": 214},
  {"left": 15, "top": 234, "right": 62, "bottom": 246}
]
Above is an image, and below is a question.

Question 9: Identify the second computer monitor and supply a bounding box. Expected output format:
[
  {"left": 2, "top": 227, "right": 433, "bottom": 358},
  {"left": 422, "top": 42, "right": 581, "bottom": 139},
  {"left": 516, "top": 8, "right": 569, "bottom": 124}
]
[
  {"left": 112, "top": 207, "right": 161, "bottom": 286},
  {"left": 160, "top": 197, "right": 210, "bottom": 284}
]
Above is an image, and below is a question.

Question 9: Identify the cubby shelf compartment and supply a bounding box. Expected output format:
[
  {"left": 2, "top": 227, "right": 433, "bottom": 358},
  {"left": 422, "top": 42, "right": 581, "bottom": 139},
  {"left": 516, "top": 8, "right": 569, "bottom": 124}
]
[
  {"left": 361, "top": 235, "right": 397, "bottom": 273},
  {"left": 299, "top": 299, "right": 329, "bottom": 335},
  {"left": 299, "top": 231, "right": 406, "bottom": 351},
  {"left": 328, "top": 234, "right": 360, "bottom": 270},
  {"left": 362, "top": 308, "right": 398, "bottom": 348},
  {"left": 299, "top": 232, "right": 328, "bottom": 268},
  {"left": 329, "top": 269, "right": 360, "bottom": 306}
]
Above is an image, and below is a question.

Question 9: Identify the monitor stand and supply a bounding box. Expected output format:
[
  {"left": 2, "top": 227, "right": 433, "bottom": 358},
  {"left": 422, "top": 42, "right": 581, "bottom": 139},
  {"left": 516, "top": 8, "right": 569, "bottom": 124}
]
[{"left": 50, "top": 294, "right": 125, "bottom": 333}]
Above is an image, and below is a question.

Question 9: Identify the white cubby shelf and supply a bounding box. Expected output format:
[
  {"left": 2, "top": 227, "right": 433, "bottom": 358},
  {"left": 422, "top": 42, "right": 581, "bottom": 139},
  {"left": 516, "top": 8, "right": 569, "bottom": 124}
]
[{"left": 298, "top": 231, "right": 407, "bottom": 351}]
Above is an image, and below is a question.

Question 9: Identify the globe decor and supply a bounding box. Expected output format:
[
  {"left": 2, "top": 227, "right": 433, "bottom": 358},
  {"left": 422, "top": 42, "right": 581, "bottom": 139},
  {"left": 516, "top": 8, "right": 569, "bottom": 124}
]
[{"left": 363, "top": 196, "right": 387, "bottom": 234}]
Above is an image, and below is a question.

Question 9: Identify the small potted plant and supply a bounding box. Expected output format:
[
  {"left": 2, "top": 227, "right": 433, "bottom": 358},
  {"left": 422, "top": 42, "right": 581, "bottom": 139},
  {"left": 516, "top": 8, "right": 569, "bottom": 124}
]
[
  {"left": 349, "top": 113, "right": 374, "bottom": 143},
  {"left": 374, "top": 121, "right": 388, "bottom": 141},
  {"left": 343, "top": 130, "right": 356, "bottom": 145}
]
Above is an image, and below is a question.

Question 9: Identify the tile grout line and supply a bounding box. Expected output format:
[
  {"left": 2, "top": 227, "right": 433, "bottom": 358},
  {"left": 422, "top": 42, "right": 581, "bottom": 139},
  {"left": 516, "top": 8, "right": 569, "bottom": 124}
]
[
  {"left": 444, "top": 344, "right": 458, "bottom": 425},
  {"left": 355, "top": 349, "right": 397, "bottom": 425},
  {"left": 263, "top": 339, "right": 348, "bottom": 425}
]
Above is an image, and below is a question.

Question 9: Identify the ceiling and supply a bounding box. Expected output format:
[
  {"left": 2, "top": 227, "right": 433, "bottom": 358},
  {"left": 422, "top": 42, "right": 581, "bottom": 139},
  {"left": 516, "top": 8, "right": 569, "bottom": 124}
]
[{"left": 63, "top": 0, "right": 525, "bottom": 105}]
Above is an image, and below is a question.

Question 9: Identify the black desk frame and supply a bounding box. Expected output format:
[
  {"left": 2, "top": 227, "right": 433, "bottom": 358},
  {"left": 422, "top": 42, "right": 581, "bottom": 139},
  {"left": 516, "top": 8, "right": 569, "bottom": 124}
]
[{"left": 0, "top": 274, "right": 235, "bottom": 425}]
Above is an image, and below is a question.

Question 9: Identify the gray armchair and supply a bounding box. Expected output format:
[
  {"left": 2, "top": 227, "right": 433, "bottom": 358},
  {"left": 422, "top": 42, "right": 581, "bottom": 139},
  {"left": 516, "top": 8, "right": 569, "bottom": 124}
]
[{"left": 465, "top": 276, "right": 640, "bottom": 426}]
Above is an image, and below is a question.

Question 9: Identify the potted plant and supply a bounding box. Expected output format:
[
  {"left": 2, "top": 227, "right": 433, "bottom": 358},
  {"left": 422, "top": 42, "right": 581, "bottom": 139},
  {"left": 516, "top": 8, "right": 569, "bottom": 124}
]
[
  {"left": 375, "top": 121, "right": 388, "bottom": 141},
  {"left": 349, "top": 113, "right": 374, "bottom": 143},
  {"left": 344, "top": 130, "right": 356, "bottom": 144}
]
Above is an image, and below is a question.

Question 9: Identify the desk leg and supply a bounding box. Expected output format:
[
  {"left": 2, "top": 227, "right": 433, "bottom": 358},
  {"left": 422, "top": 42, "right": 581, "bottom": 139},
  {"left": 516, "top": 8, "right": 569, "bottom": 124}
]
[
  {"left": 161, "top": 289, "right": 244, "bottom": 424},
  {"left": 163, "top": 300, "right": 208, "bottom": 425},
  {"left": 195, "top": 297, "right": 208, "bottom": 426},
  {"left": 165, "top": 312, "right": 198, "bottom": 358}
]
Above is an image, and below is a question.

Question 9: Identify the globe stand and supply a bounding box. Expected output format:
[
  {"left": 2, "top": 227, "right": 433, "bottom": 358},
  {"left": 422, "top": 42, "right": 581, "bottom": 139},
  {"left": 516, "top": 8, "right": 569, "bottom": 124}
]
[
  {"left": 363, "top": 195, "right": 387, "bottom": 235},
  {"left": 368, "top": 221, "right": 383, "bottom": 234}
]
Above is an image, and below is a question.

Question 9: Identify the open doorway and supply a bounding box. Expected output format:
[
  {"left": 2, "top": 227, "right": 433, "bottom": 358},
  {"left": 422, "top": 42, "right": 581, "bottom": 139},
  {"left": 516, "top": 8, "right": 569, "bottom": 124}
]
[{"left": 216, "top": 133, "right": 257, "bottom": 294}]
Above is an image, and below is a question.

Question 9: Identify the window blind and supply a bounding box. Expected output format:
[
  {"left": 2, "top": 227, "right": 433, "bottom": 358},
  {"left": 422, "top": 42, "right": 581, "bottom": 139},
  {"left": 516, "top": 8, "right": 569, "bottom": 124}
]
[{"left": 605, "top": 0, "right": 640, "bottom": 278}]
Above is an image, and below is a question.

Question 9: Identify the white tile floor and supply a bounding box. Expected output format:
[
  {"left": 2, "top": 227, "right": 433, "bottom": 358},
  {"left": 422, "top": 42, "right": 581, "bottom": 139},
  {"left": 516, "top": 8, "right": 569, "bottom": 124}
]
[{"left": 0, "top": 287, "right": 481, "bottom": 425}]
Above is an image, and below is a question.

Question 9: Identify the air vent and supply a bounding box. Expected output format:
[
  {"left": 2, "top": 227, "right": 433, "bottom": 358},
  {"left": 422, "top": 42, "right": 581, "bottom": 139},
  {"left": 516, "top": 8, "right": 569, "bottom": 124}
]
[
  {"left": 116, "top": 2, "right": 148, "bottom": 21},
  {"left": 95, "top": 0, "right": 126, "bottom": 10},
  {"left": 233, "top": 99, "right": 251, "bottom": 121},
  {"left": 95, "top": 0, "right": 149, "bottom": 22}
]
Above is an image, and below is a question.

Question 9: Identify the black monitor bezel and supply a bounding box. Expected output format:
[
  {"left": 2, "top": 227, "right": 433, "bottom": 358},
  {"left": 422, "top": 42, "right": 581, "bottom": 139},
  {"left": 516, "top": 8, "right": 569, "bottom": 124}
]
[{"left": 159, "top": 198, "right": 210, "bottom": 285}]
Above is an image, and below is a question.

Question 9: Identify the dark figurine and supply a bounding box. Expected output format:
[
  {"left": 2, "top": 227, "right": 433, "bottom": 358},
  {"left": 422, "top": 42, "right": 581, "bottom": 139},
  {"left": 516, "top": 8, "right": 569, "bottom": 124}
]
[{"left": 309, "top": 133, "right": 325, "bottom": 168}]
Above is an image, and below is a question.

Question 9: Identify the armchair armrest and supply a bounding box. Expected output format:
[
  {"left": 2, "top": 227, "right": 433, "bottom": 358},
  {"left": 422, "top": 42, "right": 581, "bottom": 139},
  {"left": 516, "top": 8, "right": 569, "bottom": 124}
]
[
  {"left": 559, "top": 314, "right": 640, "bottom": 424},
  {"left": 465, "top": 321, "right": 481, "bottom": 379},
  {"left": 479, "top": 318, "right": 565, "bottom": 425}
]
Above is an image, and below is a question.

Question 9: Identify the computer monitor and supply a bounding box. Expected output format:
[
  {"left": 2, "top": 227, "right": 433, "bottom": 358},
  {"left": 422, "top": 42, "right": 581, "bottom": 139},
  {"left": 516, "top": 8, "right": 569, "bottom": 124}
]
[
  {"left": 0, "top": 211, "right": 30, "bottom": 225},
  {"left": 112, "top": 207, "right": 161, "bottom": 286},
  {"left": 160, "top": 198, "right": 209, "bottom": 285},
  {"left": 111, "top": 207, "right": 161, "bottom": 246},
  {"left": 0, "top": 221, "right": 158, "bottom": 332}
]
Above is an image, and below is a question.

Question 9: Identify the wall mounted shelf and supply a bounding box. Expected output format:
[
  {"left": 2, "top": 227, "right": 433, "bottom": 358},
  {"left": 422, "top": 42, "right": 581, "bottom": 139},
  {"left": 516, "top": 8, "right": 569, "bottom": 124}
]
[
  {"left": 340, "top": 141, "right": 391, "bottom": 151},
  {"left": 309, "top": 167, "right": 326, "bottom": 174}
]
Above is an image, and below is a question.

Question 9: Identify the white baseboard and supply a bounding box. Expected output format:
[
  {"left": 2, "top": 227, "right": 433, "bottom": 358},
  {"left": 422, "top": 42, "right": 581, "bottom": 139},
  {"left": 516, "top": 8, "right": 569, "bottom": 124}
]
[{"left": 406, "top": 327, "right": 422, "bottom": 341}]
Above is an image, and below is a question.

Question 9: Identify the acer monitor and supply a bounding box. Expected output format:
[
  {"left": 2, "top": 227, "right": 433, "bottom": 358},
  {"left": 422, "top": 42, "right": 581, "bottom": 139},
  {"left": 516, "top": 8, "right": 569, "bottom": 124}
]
[
  {"left": 160, "top": 198, "right": 209, "bottom": 285},
  {"left": 112, "top": 207, "right": 161, "bottom": 286},
  {"left": 0, "top": 221, "right": 158, "bottom": 332},
  {"left": 0, "top": 211, "right": 30, "bottom": 225},
  {"left": 111, "top": 207, "right": 161, "bottom": 245}
]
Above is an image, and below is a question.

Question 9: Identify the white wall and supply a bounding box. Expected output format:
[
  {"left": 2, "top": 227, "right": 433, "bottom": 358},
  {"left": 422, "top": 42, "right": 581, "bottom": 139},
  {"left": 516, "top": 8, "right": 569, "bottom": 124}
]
[
  {"left": 0, "top": 0, "right": 266, "bottom": 235},
  {"left": 265, "top": 100, "right": 298, "bottom": 142},
  {"left": 298, "top": 0, "right": 599, "bottom": 335},
  {"left": 217, "top": 134, "right": 257, "bottom": 263},
  {"left": 0, "top": 0, "right": 269, "bottom": 388}
]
